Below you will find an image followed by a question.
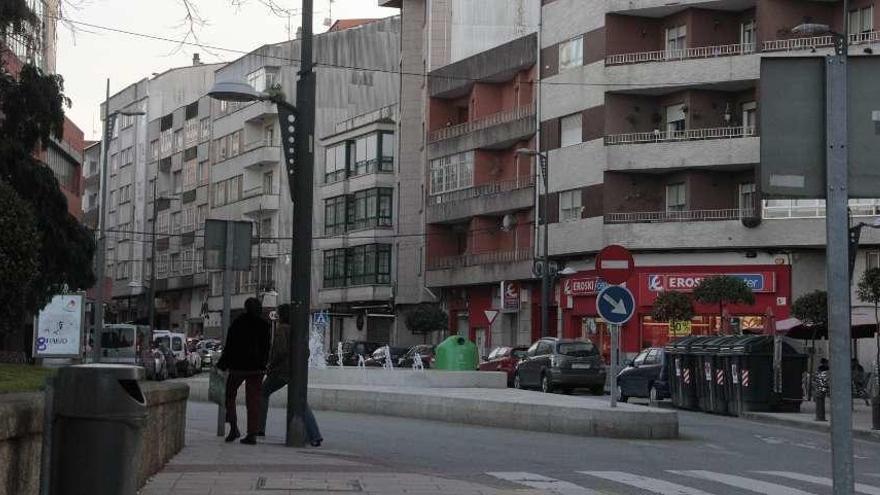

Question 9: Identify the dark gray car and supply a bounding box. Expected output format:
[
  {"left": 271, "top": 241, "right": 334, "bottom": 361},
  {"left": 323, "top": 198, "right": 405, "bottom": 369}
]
[{"left": 513, "top": 338, "right": 606, "bottom": 394}]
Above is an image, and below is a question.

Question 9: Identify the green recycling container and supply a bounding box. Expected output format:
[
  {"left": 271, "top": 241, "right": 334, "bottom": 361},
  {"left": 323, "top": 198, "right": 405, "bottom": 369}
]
[
  {"left": 434, "top": 336, "right": 479, "bottom": 371},
  {"left": 665, "top": 336, "right": 703, "bottom": 410}
]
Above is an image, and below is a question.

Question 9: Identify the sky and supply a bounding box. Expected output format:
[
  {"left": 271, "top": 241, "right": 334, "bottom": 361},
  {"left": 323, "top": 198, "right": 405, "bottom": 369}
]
[{"left": 55, "top": 0, "right": 398, "bottom": 140}]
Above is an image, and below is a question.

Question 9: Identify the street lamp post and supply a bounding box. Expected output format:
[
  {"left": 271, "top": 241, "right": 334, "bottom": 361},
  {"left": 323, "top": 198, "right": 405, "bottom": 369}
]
[
  {"left": 207, "top": 0, "right": 314, "bottom": 447},
  {"left": 516, "top": 149, "right": 551, "bottom": 338},
  {"left": 93, "top": 78, "right": 145, "bottom": 361}
]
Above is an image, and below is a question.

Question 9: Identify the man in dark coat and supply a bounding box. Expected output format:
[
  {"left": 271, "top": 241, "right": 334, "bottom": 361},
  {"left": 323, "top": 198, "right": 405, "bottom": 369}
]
[{"left": 216, "top": 297, "right": 270, "bottom": 444}]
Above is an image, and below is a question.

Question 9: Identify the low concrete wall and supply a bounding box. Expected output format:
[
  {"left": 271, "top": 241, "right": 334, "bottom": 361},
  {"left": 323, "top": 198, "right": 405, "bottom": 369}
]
[
  {"left": 310, "top": 368, "right": 508, "bottom": 388},
  {"left": 0, "top": 381, "right": 189, "bottom": 495}
]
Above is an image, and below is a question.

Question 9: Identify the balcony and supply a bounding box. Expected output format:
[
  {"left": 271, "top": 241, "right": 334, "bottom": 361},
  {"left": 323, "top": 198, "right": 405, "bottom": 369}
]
[
  {"left": 605, "top": 126, "right": 759, "bottom": 172},
  {"left": 426, "top": 248, "right": 534, "bottom": 288},
  {"left": 426, "top": 176, "right": 536, "bottom": 224},
  {"left": 606, "top": 43, "right": 756, "bottom": 66},
  {"left": 762, "top": 31, "right": 880, "bottom": 53},
  {"left": 319, "top": 285, "right": 393, "bottom": 305},
  {"left": 239, "top": 140, "right": 280, "bottom": 169},
  {"left": 605, "top": 208, "right": 755, "bottom": 224},
  {"left": 427, "top": 105, "right": 536, "bottom": 159},
  {"left": 240, "top": 187, "right": 280, "bottom": 215},
  {"left": 605, "top": 125, "right": 755, "bottom": 146}
]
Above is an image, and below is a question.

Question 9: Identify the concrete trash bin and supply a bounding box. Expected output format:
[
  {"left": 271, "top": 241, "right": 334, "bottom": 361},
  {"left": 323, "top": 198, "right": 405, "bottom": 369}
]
[
  {"left": 434, "top": 336, "right": 478, "bottom": 370},
  {"left": 50, "top": 364, "right": 147, "bottom": 495}
]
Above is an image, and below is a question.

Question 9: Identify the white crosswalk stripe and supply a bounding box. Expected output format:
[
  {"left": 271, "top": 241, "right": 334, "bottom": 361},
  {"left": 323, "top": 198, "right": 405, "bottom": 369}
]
[
  {"left": 669, "top": 470, "right": 817, "bottom": 495},
  {"left": 578, "top": 471, "right": 715, "bottom": 495},
  {"left": 759, "top": 471, "right": 880, "bottom": 495},
  {"left": 486, "top": 472, "right": 600, "bottom": 495}
]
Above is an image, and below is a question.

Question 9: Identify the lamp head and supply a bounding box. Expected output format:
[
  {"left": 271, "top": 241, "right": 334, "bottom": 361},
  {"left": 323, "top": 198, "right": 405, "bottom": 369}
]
[{"left": 208, "top": 80, "right": 265, "bottom": 103}]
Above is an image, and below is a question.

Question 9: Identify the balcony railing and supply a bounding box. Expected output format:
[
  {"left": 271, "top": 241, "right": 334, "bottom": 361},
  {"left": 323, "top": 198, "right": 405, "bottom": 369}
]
[
  {"left": 605, "top": 208, "right": 755, "bottom": 224},
  {"left": 429, "top": 176, "right": 536, "bottom": 206},
  {"left": 426, "top": 248, "right": 533, "bottom": 271},
  {"left": 604, "top": 125, "right": 756, "bottom": 146},
  {"left": 763, "top": 199, "right": 880, "bottom": 219},
  {"left": 428, "top": 104, "right": 535, "bottom": 143},
  {"left": 763, "top": 31, "right": 880, "bottom": 52},
  {"left": 606, "top": 43, "right": 755, "bottom": 66}
]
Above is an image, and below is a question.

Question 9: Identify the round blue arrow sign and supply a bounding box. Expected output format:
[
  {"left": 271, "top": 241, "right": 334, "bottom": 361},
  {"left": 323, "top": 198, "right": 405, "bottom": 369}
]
[{"left": 596, "top": 285, "right": 636, "bottom": 325}]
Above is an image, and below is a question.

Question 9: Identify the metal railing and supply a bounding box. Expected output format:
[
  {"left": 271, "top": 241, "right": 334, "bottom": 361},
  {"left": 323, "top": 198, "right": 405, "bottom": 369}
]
[
  {"left": 429, "top": 176, "right": 536, "bottom": 206},
  {"left": 604, "top": 125, "right": 756, "bottom": 146},
  {"left": 605, "top": 208, "right": 755, "bottom": 224},
  {"left": 763, "top": 31, "right": 880, "bottom": 52},
  {"left": 606, "top": 43, "right": 755, "bottom": 66},
  {"left": 428, "top": 104, "right": 535, "bottom": 143},
  {"left": 426, "top": 248, "right": 533, "bottom": 271},
  {"left": 762, "top": 199, "right": 880, "bottom": 219}
]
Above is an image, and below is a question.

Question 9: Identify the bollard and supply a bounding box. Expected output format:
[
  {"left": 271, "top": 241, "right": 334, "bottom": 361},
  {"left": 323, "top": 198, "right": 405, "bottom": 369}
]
[
  {"left": 873, "top": 395, "right": 880, "bottom": 430},
  {"left": 815, "top": 394, "right": 827, "bottom": 422}
]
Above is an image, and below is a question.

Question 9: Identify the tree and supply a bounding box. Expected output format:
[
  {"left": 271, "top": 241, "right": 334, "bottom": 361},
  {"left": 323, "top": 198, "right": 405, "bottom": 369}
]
[
  {"left": 692, "top": 276, "right": 755, "bottom": 334},
  {"left": 857, "top": 269, "right": 880, "bottom": 374},
  {"left": 404, "top": 304, "right": 448, "bottom": 336},
  {"left": 651, "top": 292, "right": 695, "bottom": 323},
  {"left": 0, "top": 180, "right": 41, "bottom": 342},
  {"left": 791, "top": 290, "right": 828, "bottom": 328},
  {"left": 0, "top": 8, "right": 96, "bottom": 343}
]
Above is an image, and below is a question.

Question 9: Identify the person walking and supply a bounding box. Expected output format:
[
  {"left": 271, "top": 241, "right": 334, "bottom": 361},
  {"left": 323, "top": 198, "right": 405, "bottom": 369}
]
[
  {"left": 216, "top": 297, "right": 270, "bottom": 445},
  {"left": 258, "top": 312, "right": 323, "bottom": 446}
]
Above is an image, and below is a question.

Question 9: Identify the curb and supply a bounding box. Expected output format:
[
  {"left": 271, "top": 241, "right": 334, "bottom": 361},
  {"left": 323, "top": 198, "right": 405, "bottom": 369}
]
[{"left": 740, "top": 411, "right": 880, "bottom": 443}]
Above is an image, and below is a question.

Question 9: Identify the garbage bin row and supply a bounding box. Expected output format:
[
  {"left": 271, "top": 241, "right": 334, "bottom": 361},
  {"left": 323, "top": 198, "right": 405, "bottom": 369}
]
[{"left": 665, "top": 335, "right": 807, "bottom": 416}]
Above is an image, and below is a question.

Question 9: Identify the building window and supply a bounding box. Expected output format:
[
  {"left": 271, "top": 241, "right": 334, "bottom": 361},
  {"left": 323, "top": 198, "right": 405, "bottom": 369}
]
[
  {"left": 429, "top": 151, "right": 474, "bottom": 195},
  {"left": 172, "top": 170, "right": 182, "bottom": 194},
  {"left": 230, "top": 130, "right": 241, "bottom": 156},
  {"left": 196, "top": 248, "right": 204, "bottom": 273},
  {"left": 160, "top": 128, "right": 172, "bottom": 155},
  {"left": 150, "top": 140, "right": 159, "bottom": 161},
  {"left": 213, "top": 181, "right": 227, "bottom": 206},
  {"left": 196, "top": 204, "right": 208, "bottom": 228},
  {"left": 379, "top": 132, "right": 395, "bottom": 171},
  {"left": 666, "top": 103, "right": 686, "bottom": 133},
  {"left": 559, "top": 35, "right": 584, "bottom": 71},
  {"left": 183, "top": 160, "right": 198, "bottom": 190},
  {"left": 157, "top": 210, "right": 169, "bottom": 234},
  {"left": 119, "top": 184, "right": 132, "bottom": 203},
  {"left": 740, "top": 20, "right": 756, "bottom": 51},
  {"left": 263, "top": 171, "right": 274, "bottom": 195},
  {"left": 110, "top": 153, "right": 119, "bottom": 172},
  {"left": 868, "top": 252, "right": 880, "bottom": 270},
  {"left": 324, "top": 195, "right": 347, "bottom": 235},
  {"left": 246, "top": 67, "right": 280, "bottom": 92},
  {"left": 183, "top": 206, "right": 196, "bottom": 232},
  {"left": 850, "top": 6, "right": 874, "bottom": 38},
  {"left": 197, "top": 160, "right": 208, "bottom": 185},
  {"left": 739, "top": 183, "right": 756, "bottom": 215},
  {"left": 559, "top": 190, "right": 582, "bottom": 221},
  {"left": 323, "top": 248, "right": 347, "bottom": 288},
  {"left": 666, "top": 182, "right": 687, "bottom": 212},
  {"left": 353, "top": 133, "right": 379, "bottom": 176},
  {"left": 170, "top": 253, "right": 180, "bottom": 275},
  {"left": 665, "top": 25, "right": 687, "bottom": 57},
  {"left": 347, "top": 188, "right": 393, "bottom": 231},
  {"left": 173, "top": 129, "right": 183, "bottom": 151},
  {"left": 185, "top": 118, "right": 199, "bottom": 146},
  {"left": 259, "top": 216, "right": 274, "bottom": 238},
  {"left": 211, "top": 176, "right": 243, "bottom": 206},
  {"left": 199, "top": 117, "right": 211, "bottom": 140},
  {"left": 742, "top": 101, "right": 757, "bottom": 133},
  {"left": 171, "top": 212, "right": 182, "bottom": 234},
  {"left": 325, "top": 143, "right": 348, "bottom": 183},
  {"left": 346, "top": 244, "right": 392, "bottom": 286},
  {"left": 560, "top": 113, "right": 583, "bottom": 147}
]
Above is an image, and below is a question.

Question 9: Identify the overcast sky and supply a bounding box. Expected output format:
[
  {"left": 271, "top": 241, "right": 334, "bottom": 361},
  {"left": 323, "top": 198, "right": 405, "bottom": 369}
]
[{"left": 56, "top": 0, "right": 398, "bottom": 140}]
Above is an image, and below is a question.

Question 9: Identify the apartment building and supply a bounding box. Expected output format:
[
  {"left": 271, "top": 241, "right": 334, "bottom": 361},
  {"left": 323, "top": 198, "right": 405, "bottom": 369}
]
[
  {"left": 100, "top": 60, "right": 220, "bottom": 325},
  {"left": 205, "top": 18, "right": 401, "bottom": 340},
  {"left": 0, "top": 0, "right": 59, "bottom": 73},
  {"left": 536, "top": 0, "right": 880, "bottom": 362},
  {"left": 82, "top": 142, "right": 101, "bottom": 230}
]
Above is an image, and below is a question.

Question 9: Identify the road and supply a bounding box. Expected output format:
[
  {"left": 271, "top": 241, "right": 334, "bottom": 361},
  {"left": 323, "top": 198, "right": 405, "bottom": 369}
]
[{"left": 187, "top": 399, "right": 880, "bottom": 494}]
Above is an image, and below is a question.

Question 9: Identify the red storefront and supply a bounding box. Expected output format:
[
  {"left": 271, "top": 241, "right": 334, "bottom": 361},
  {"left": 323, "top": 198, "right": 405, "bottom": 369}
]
[{"left": 557, "top": 264, "right": 792, "bottom": 362}]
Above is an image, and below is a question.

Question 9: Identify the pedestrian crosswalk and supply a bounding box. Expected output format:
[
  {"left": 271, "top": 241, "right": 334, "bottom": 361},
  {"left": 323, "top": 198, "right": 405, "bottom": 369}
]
[{"left": 485, "top": 470, "right": 880, "bottom": 495}]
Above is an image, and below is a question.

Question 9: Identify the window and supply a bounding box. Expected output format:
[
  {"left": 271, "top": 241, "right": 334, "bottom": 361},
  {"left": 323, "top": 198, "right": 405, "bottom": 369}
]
[
  {"left": 150, "top": 140, "right": 159, "bottom": 161},
  {"left": 666, "top": 182, "right": 686, "bottom": 212},
  {"left": 227, "top": 176, "right": 242, "bottom": 203},
  {"left": 182, "top": 249, "right": 194, "bottom": 274},
  {"left": 173, "top": 129, "right": 183, "bottom": 151},
  {"left": 559, "top": 36, "right": 584, "bottom": 71},
  {"left": 219, "top": 100, "right": 228, "bottom": 114},
  {"left": 171, "top": 212, "right": 182, "bottom": 234},
  {"left": 213, "top": 181, "right": 227, "bottom": 206},
  {"left": 170, "top": 253, "right": 180, "bottom": 275},
  {"left": 559, "top": 190, "right": 582, "bottom": 221},
  {"left": 259, "top": 216, "right": 274, "bottom": 238},
  {"left": 666, "top": 103, "right": 686, "bottom": 133},
  {"left": 353, "top": 134, "right": 378, "bottom": 176},
  {"left": 196, "top": 204, "right": 208, "bottom": 228},
  {"left": 324, "top": 196, "right": 347, "bottom": 235},
  {"left": 196, "top": 248, "right": 204, "bottom": 273},
  {"left": 185, "top": 117, "right": 199, "bottom": 145},
  {"left": 230, "top": 130, "right": 241, "bottom": 156},
  {"left": 739, "top": 183, "right": 756, "bottom": 215},
  {"left": 742, "top": 101, "right": 757, "bottom": 133},
  {"left": 347, "top": 188, "right": 394, "bottom": 230},
  {"left": 157, "top": 210, "right": 169, "bottom": 234},
  {"left": 183, "top": 206, "right": 196, "bottom": 232},
  {"left": 868, "top": 252, "right": 880, "bottom": 271},
  {"left": 197, "top": 160, "right": 208, "bottom": 185},
  {"left": 850, "top": 6, "right": 874, "bottom": 39},
  {"left": 325, "top": 143, "right": 348, "bottom": 183},
  {"left": 740, "top": 20, "right": 756, "bottom": 52},
  {"left": 199, "top": 118, "right": 211, "bottom": 140},
  {"left": 346, "top": 244, "right": 392, "bottom": 286},
  {"left": 119, "top": 184, "right": 132, "bottom": 203},
  {"left": 429, "top": 151, "right": 474, "bottom": 195},
  {"left": 264, "top": 125, "right": 275, "bottom": 146},
  {"left": 160, "top": 128, "right": 172, "bottom": 155},
  {"left": 183, "top": 160, "right": 198, "bottom": 190},
  {"left": 560, "top": 113, "right": 583, "bottom": 147},
  {"left": 665, "top": 25, "right": 687, "bottom": 57},
  {"left": 263, "top": 171, "right": 274, "bottom": 195},
  {"left": 217, "top": 135, "right": 228, "bottom": 161},
  {"left": 379, "top": 132, "right": 395, "bottom": 171},
  {"left": 172, "top": 170, "right": 182, "bottom": 194},
  {"left": 323, "top": 248, "right": 347, "bottom": 288},
  {"left": 121, "top": 147, "right": 134, "bottom": 167},
  {"left": 110, "top": 153, "right": 118, "bottom": 172},
  {"left": 246, "top": 67, "right": 279, "bottom": 92}
]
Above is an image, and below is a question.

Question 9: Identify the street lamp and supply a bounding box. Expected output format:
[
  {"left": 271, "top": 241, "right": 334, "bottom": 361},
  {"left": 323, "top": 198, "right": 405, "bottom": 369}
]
[
  {"left": 207, "top": 0, "right": 316, "bottom": 447},
  {"left": 516, "top": 148, "right": 551, "bottom": 338},
  {"left": 93, "top": 105, "right": 145, "bottom": 362}
]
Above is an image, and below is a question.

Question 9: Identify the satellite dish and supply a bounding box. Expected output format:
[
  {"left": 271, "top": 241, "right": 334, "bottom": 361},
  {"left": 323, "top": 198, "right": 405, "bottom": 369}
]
[{"left": 501, "top": 214, "right": 517, "bottom": 232}]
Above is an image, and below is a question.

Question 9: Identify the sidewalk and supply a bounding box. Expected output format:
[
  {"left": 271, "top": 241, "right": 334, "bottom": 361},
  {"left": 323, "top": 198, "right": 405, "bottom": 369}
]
[
  {"left": 140, "top": 403, "right": 541, "bottom": 495},
  {"left": 741, "top": 400, "right": 880, "bottom": 442}
]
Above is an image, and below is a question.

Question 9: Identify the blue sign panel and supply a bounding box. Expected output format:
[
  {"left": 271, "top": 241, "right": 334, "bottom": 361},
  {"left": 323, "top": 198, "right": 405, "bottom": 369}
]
[{"left": 596, "top": 285, "right": 636, "bottom": 326}]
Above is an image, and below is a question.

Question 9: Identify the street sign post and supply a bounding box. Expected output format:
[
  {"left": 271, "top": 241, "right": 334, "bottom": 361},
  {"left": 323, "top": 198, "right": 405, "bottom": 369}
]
[
  {"left": 597, "top": 285, "right": 636, "bottom": 408},
  {"left": 595, "top": 245, "right": 634, "bottom": 285}
]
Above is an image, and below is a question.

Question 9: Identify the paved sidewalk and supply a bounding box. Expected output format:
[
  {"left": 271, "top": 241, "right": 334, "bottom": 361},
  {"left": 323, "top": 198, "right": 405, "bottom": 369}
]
[
  {"left": 140, "top": 404, "right": 543, "bottom": 495},
  {"left": 742, "top": 400, "right": 880, "bottom": 442}
]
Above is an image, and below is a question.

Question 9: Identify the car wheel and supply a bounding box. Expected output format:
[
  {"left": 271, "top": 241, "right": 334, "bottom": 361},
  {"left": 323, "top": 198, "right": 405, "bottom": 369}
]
[
  {"left": 513, "top": 373, "right": 523, "bottom": 390},
  {"left": 541, "top": 374, "right": 554, "bottom": 394},
  {"left": 617, "top": 386, "right": 628, "bottom": 402}
]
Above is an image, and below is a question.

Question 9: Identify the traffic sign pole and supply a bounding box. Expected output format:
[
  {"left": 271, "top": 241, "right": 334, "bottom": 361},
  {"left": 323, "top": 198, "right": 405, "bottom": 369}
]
[
  {"left": 596, "top": 285, "right": 635, "bottom": 409},
  {"left": 610, "top": 324, "right": 619, "bottom": 408}
]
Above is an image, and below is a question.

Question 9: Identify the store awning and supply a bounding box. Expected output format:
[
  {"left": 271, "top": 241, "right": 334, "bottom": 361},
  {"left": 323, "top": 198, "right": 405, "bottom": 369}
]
[{"left": 777, "top": 311, "right": 878, "bottom": 340}]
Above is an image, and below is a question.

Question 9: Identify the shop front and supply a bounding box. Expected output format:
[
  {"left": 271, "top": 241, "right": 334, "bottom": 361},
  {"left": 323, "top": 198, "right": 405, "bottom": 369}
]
[{"left": 558, "top": 264, "right": 792, "bottom": 361}]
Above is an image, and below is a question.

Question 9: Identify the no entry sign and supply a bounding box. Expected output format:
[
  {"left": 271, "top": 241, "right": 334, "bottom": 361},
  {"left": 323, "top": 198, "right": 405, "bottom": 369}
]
[{"left": 595, "top": 245, "right": 634, "bottom": 285}]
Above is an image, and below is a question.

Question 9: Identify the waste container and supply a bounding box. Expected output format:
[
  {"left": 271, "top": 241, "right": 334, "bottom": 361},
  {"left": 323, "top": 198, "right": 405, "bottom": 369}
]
[
  {"left": 721, "top": 336, "right": 746, "bottom": 416},
  {"left": 733, "top": 335, "right": 807, "bottom": 413},
  {"left": 693, "top": 336, "right": 721, "bottom": 412},
  {"left": 434, "top": 336, "right": 478, "bottom": 371},
  {"left": 50, "top": 364, "right": 147, "bottom": 495},
  {"left": 705, "top": 336, "right": 738, "bottom": 415},
  {"left": 665, "top": 336, "right": 702, "bottom": 410}
]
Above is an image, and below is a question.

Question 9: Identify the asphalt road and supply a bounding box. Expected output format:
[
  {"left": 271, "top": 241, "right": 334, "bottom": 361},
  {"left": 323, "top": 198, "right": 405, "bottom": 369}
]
[{"left": 189, "top": 399, "right": 880, "bottom": 494}]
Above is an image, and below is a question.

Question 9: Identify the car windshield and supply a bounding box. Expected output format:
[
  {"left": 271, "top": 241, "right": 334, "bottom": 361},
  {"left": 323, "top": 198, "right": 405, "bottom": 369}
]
[
  {"left": 512, "top": 349, "right": 528, "bottom": 359},
  {"left": 557, "top": 342, "right": 598, "bottom": 357}
]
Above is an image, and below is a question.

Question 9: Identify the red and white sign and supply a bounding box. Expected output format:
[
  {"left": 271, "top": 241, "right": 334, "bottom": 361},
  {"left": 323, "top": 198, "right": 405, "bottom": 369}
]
[
  {"left": 595, "top": 245, "right": 634, "bottom": 285},
  {"left": 484, "top": 310, "right": 499, "bottom": 326},
  {"left": 501, "top": 281, "right": 521, "bottom": 313},
  {"left": 639, "top": 272, "right": 776, "bottom": 300},
  {"left": 563, "top": 276, "right": 607, "bottom": 296}
]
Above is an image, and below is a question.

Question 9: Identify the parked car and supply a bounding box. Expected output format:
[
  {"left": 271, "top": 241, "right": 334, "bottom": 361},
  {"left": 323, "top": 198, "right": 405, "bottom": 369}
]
[
  {"left": 99, "top": 324, "right": 151, "bottom": 364},
  {"left": 144, "top": 345, "right": 169, "bottom": 381},
  {"left": 197, "top": 339, "right": 221, "bottom": 368},
  {"left": 364, "top": 346, "right": 409, "bottom": 367},
  {"left": 513, "top": 338, "right": 606, "bottom": 394},
  {"left": 398, "top": 345, "right": 435, "bottom": 368},
  {"left": 479, "top": 346, "right": 529, "bottom": 386},
  {"left": 326, "top": 340, "right": 384, "bottom": 366},
  {"left": 616, "top": 347, "right": 670, "bottom": 403},
  {"left": 154, "top": 330, "right": 198, "bottom": 376}
]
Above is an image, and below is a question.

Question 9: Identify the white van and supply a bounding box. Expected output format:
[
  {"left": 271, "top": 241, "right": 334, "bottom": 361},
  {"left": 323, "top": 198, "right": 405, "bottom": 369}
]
[
  {"left": 153, "top": 330, "right": 200, "bottom": 376},
  {"left": 100, "top": 324, "right": 151, "bottom": 364}
]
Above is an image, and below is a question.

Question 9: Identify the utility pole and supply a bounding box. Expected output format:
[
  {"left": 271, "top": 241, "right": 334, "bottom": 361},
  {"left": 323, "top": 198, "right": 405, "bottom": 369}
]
[
  {"left": 256, "top": 203, "right": 263, "bottom": 300},
  {"left": 287, "top": 0, "right": 315, "bottom": 448},
  {"left": 93, "top": 79, "right": 111, "bottom": 361}
]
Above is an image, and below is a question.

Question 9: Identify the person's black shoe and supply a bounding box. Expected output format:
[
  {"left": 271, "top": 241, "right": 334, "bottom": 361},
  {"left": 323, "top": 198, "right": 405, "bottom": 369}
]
[
  {"left": 240, "top": 435, "right": 257, "bottom": 445},
  {"left": 225, "top": 427, "right": 241, "bottom": 443},
  {"left": 310, "top": 439, "right": 322, "bottom": 447},
  {"left": 256, "top": 431, "right": 265, "bottom": 437}
]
